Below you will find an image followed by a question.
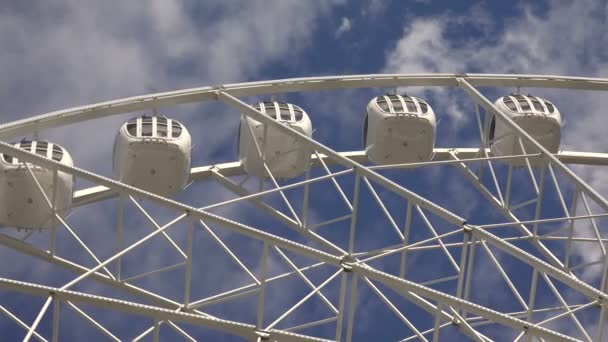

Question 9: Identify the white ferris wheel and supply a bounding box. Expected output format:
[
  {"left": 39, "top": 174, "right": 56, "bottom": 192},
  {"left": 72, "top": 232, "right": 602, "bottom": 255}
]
[{"left": 0, "top": 74, "right": 607, "bottom": 341}]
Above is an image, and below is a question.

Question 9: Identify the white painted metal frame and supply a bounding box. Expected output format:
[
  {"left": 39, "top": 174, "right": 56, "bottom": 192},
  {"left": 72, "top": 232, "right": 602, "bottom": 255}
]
[{"left": 0, "top": 74, "right": 606, "bottom": 341}]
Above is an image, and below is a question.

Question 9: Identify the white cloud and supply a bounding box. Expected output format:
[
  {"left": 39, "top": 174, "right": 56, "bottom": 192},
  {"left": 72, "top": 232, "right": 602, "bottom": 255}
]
[{"left": 334, "top": 17, "right": 352, "bottom": 38}]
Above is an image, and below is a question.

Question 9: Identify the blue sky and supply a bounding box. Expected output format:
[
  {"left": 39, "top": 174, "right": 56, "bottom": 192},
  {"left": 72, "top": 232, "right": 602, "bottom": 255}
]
[{"left": 0, "top": 0, "right": 607, "bottom": 341}]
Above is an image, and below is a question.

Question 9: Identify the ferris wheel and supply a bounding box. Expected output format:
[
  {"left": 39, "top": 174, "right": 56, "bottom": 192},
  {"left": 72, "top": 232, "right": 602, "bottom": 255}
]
[{"left": 0, "top": 73, "right": 607, "bottom": 341}]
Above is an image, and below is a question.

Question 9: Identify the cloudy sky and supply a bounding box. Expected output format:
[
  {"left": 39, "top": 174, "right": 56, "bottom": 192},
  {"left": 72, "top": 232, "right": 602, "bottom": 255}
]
[{"left": 0, "top": 0, "right": 607, "bottom": 341}]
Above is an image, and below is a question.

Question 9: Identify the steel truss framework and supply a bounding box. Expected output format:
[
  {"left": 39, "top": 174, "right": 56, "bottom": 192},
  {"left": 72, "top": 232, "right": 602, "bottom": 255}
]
[{"left": 0, "top": 74, "right": 607, "bottom": 341}]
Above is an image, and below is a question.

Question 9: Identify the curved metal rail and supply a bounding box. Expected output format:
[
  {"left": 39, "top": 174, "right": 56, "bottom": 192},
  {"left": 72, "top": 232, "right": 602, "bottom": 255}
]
[{"left": 1, "top": 73, "right": 608, "bottom": 140}]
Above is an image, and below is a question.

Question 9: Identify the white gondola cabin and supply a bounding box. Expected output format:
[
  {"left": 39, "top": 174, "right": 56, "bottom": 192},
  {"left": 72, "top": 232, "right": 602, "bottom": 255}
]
[
  {"left": 489, "top": 95, "right": 561, "bottom": 166},
  {"left": 113, "top": 115, "right": 191, "bottom": 197},
  {"left": 0, "top": 140, "right": 74, "bottom": 229},
  {"left": 364, "top": 94, "right": 437, "bottom": 165},
  {"left": 238, "top": 101, "right": 312, "bottom": 179}
]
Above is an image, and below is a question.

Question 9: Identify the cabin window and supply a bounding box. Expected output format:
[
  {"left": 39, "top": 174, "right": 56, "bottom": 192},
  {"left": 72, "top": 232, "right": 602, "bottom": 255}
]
[
  {"left": 504, "top": 99, "right": 518, "bottom": 111},
  {"left": 2, "top": 154, "right": 13, "bottom": 163},
  {"left": 531, "top": 99, "right": 544, "bottom": 112},
  {"left": 156, "top": 118, "right": 168, "bottom": 138},
  {"left": 266, "top": 108, "right": 277, "bottom": 119},
  {"left": 257, "top": 103, "right": 276, "bottom": 119},
  {"left": 518, "top": 99, "right": 531, "bottom": 111},
  {"left": 376, "top": 99, "right": 390, "bottom": 112},
  {"left": 35, "top": 141, "right": 48, "bottom": 156},
  {"left": 141, "top": 123, "right": 153, "bottom": 137},
  {"left": 545, "top": 102, "right": 555, "bottom": 114},
  {"left": 391, "top": 99, "right": 404, "bottom": 112},
  {"left": 294, "top": 108, "right": 303, "bottom": 121},
  {"left": 172, "top": 122, "right": 182, "bottom": 138},
  {"left": 20, "top": 141, "right": 32, "bottom": 150},
  {"left": 126, "top": 123, "right": 137, "bottom": 136},
  {"left": 404, "top": 100, "right": 417, "bottom": 113},
  {"left": 157, "top": 123, "right": 168, "bottom": 138},
  {"left": 419, "top": 102, "right": 428, "bottom": 114},
  {"left": 278, "top": 104, "right": 291, "bottom": 121},
  {"left": 52, "top": 145, "right": 63, "bottom": 161}
]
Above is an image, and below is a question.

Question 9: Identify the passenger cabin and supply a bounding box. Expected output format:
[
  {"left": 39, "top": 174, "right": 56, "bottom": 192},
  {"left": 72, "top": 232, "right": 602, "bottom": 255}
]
[
  {"left": 113, "top": 115, "right": 192, "bottom": 197},
  {"left": 490, "top": 95, "right": 561, "bottom": 166},
  {"left": 238, "top": 101, "right": 312, "bottom": 179},
  {"left": 0, "top": 140, "right": 74, "bottom": 229},
  {"left": 364, "top": 94, "right": 437, "bottom": 165}
]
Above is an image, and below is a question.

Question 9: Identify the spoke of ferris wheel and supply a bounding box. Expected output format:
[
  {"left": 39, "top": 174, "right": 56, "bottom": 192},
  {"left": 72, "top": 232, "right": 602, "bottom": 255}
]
[
  {"left": 118, "top": 262, "right": 187, "bottom": 284},
  {"left": 283, "top": 316, "right": 337, "bottom": 333},
  {"left": 208, "top": 167, "right": 347, "bottom": 256},
  {"left": 362, "top": 177, "right": 405, "bottom": 240},
  {"left": 209, "top": 168, "right": 300, "bottom": 228},
  {"left": 565, "top": 190, "right": 581, "bottom": 269},
  {"left": 265, "top": 269, "right": 342, "bottom": 331},
  {"left": 474, "top": 105, "right": 505, "bottom": 206},
  {"left": 301, "top": 160, "right": 312, "bottom": 228},
  {"left": 273, "top": 246, "right": 338, "bottom": 314},
  {"left": 132, "top": 323, "right": 155, "bottom": 342},
  {"left": 202, "top": 166, "right": 351, "bottom": 212},
  {"left": 355, "top": 229, "right": 463, "bottom": 264},
  {"left": 306, "top": 214, "right": 352, "bottom": 231},
  {"left": 0, "top": 305, "right": 47, "bottom": 342},
  {"left": 256, "top": 242, "right": 269, "bottom": 330},
  {"left": 416, "top": 205, "right": 460, "bottom": 272},
  {"left": 49, "top": 169, "right": 59, "bottom": 256},
  {"left": 547, "top": 163, "right": 569, "bottom": 215},
  {"left": 187, "top": 261, "right": 326, "bottom": 310},
  {"left": 23, "top": 161, "right": 116, "bottom": 280},
  {"left": 449, "top": 306, "right": 490, "bottom": 342},
  {"left": 334, "top": 271, "right": 347, "bottom": 340},
  {"left": 0, "top": 141, "right": 604, "bottom": 338},
  {"left": 580, "top": 192, "right": 607, "bottom": 256},
  {"left": 128, "top": 195, "right": 187, "bottom": 259},
  {"left": 449, "top": 151, "right": 566, "bottom": 268},
  {"left": 65, "top": 301, "right": 121, "bottom": 341},
  {"left": 23, "top": 296, "right": 53, "bottom": 342},
  {"left": 517, "top": 138, "right": 541, "bottom": 195},
  {"left": 313, "top": 150, "right": 354, "bottom": 211},
  {"left": 531, "top": 165, "right": 547, "bottom": 236},
  {"left": 479, "top": 240, "right": 528, "bottom": 310},
  {"left": 541, "top": 273, "right": 593, "bottom": 341},
  {"left": 362, "top": 276, "right": 430, "bottom": 341},
  {"left": 199, "top": 220, "right": 260, "bottom": 285},
  {"left": 165, "top": 320, "right": 197, "bottom": 342}
]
